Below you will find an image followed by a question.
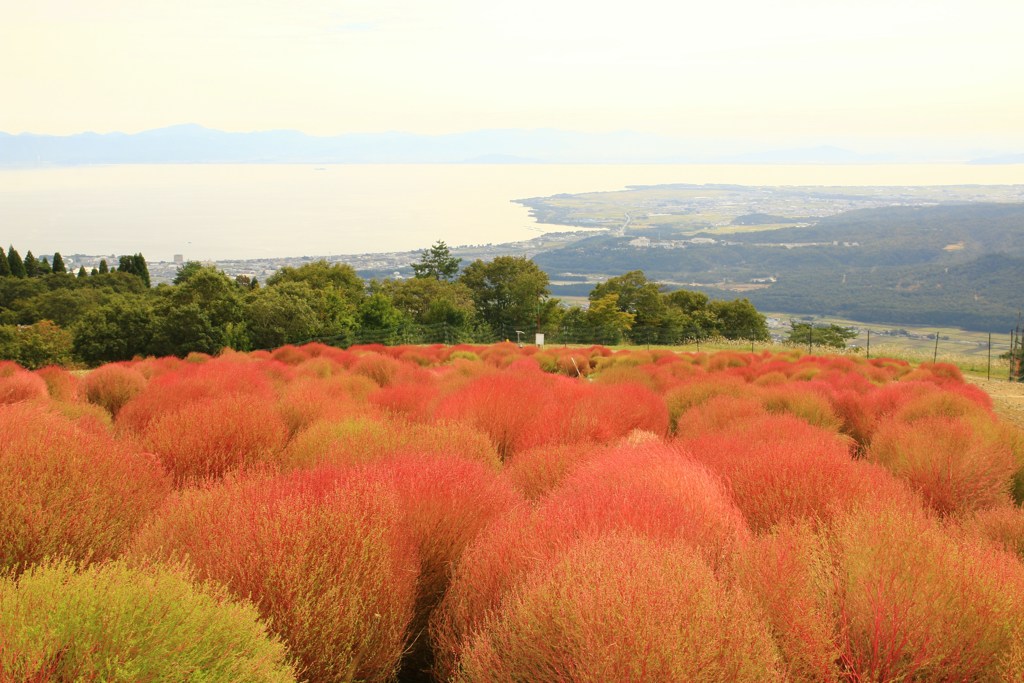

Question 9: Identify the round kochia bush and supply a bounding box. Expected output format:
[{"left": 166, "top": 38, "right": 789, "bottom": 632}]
[
  {"left": 138, "top": 392, "right": 289, "bottom": 486},
  {"left": 431, "top": 442, "right": 750, "bottom": 679},
  {"left": 0, "top": 402, "right": 171, "bottom": 573},
  {"left": 455, "top": 533, "right": 784, "bottom": 682},
  {"left": 129, "top": 465, "right": 418, "bottom": 683},
  {"left": 0, "top": 560, "right": 296, "bottom": 682}
]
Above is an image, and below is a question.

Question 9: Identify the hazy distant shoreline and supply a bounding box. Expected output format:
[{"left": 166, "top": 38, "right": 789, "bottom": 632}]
[{"left": 4, "top": 124, "right": 1023, "bottom": 166}]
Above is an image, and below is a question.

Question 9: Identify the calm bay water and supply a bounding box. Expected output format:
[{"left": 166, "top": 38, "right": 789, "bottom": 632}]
[{"left": 1, "top": 163, "right": 1022, "bottom": 262}]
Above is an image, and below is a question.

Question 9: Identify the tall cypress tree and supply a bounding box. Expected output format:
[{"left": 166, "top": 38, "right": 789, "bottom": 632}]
[
  {"left": 77, "top": 265, "right": 88, "bottom": 278},
  {"left": 0, "top": 247, "right": 11, "bottom": 277},
  {"left": 132, "top": 253, "right": 151, "bottom": 287},
  {"left": 39, "top": 256, "right": 52, "bottom": 275},
  {"left": 23, "top": 251, "right": 39, "bottom": 277},
  {"left": 98, "top": 259, "right": 109, "bottom": 274},
  {"left": 51, "top": 252, "right": 66, "bottom": 274},
  {"left": 8, "top": 247, "right": 26, "bottom": 278}
]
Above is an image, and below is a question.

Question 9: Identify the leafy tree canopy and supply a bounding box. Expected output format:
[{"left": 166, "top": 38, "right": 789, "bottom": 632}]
[
  {"left": 459, "top": 256, "right": 557, "bottom": 335},
  {"left": 786, "top": 321, "right": 857, "bottom": 349},
  {"left": 267, "top": 260, "right": 364, "bottom": 302}
]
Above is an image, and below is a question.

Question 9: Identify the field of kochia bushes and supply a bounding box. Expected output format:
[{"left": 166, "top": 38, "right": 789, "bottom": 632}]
[{"left": 3, "top": 342, "right": 1024, "bottom": 682}]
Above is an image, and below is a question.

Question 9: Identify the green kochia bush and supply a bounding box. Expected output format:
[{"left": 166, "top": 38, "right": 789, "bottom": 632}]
[{"left": 0, "top": 560, "right": 296, "bottom": 682}]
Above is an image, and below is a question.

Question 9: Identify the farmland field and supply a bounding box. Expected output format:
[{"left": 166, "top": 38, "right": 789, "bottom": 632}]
[{"left": 3, "top": 342, "right": 1024, "bottom": 681}]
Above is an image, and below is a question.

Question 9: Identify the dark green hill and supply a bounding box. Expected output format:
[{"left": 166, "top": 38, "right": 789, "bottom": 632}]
[{"left": 534, "top": 203, "right": 1024, "bottom": 331}]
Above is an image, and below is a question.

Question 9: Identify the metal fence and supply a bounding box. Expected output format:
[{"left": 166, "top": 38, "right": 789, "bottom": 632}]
[{"left": 298, "top": 317, "right": 1024, "bottom": 381}]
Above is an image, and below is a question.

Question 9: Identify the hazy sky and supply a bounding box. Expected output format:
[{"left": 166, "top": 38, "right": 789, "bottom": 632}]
[{"left": 3, "top": 0, "right": 1023, "bottom": 150}]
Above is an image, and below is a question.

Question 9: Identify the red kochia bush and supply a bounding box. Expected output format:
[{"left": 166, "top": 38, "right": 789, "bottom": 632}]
[
  {"left": 502, "top": 441, "right": 603, "bottom": 500},
  {"left": 433, "top": 371, "right": 586, "bottom": 459},
  {"left": 35, "top": 365, "right": 80, "bottom": 402},
  {"left": 867, "top": 416, "right": 1017, "bottom": 515},
  {"left": 571, "top": 382, "right": 669, "bottom": 442},
  {"left": 737, "top": 499, "right": 1024, "bottom": 682},
  {"left": 80, "top": 363, "right": 148, "bottom": 417},
  {"left": 361, "top": 453, "right": 525, "bottom": 676},
  {"left": 276, "top": 374, "right": 375, "bottom": 435},
  {"left": 116, "top": 358, "right": 278, "bottom": 435},
  {"left": 432, "top": 443, "right": 750, "bottom": 679},
  {"left": 0, "top": 370, "right": 48, "bottom": 404},
  {"left": 0, "top": 402, "right": 171, "bottom": 572},
  {"left": 130, "top": 466, "right": 418, "bottom": 683},
  {"left": 455, "top": 533, "right": 785, "bottom": 682},
  {"left": 679, "top": 415, "right": 889, "bottom": 531},
  {"left": 139, "top": 393, "right": 289, "bottom": 486}
]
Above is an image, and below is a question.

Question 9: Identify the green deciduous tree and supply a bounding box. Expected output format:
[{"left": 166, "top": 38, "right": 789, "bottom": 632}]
[
  {"left": 459, "top": 256, "right": 558, "bottom": 337},
  {"left": 267, "top": 260, "right": 364, "bottom": 302},
  {"left": 0, "top": 320, "right": 74, "bottom": 368},
  {"left": 584, "top": 293, "right": 636, "bottom": 345},
  {"left": 786, "top": 321, "right": 857, "bottom": 349},
  {"left": 243, "top": 282, "right": 322, "bottom": 350},
  {"left": 412, "top": 240, "right": 461, "bottom": 281},
  {"left": 72, "top": 295, "right": 156, "bottom": 365},
  {"left": 378, "top": 277, "right": 479, "bottom": 341},
  {"left": 589, "top": 270, "right": 667, "bottom": 344},
  {"left": 709, "top": 298, "right": 770, "bottom": 341},
  {"left": 357, "top": 291, "right": 409, "bottom": 344}
]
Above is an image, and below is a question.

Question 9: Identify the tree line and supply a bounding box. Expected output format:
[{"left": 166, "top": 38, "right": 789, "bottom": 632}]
[{"left": 0, "top": 241, "right": 769, "bottom": 368}]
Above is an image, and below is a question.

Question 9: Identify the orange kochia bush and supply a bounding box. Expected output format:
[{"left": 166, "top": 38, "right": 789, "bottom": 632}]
[{"left": 0, "top": 402, "right": 171, "bottom": 573}]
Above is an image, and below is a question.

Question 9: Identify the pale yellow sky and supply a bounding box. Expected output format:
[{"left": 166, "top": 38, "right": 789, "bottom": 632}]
[{"left": 2, "top": 0, "right": 1022, "bottom": 148}]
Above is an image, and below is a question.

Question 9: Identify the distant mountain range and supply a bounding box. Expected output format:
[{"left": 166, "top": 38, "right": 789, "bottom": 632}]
[{"left": 0, "top": 124, "right": 1020, "bottom": 166}]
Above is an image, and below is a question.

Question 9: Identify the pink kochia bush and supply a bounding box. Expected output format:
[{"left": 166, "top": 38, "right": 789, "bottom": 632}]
[{"left": 129, "top": 465, "right": 418, "bottom": 683}]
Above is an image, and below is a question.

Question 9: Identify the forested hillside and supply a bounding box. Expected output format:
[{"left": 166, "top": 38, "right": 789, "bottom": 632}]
[{"left": 534, "top": 203, "right": 1024, "bottom": 330}]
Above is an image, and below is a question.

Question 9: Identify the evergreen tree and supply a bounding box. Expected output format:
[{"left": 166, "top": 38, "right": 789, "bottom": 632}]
[
  {"left": 77, "top": 265, "right": 88, "bottom": 278},
  {"left": 90, "top": 267, "right": 99, "bottom": 276},
  {"left": 412, "top": 240, "right": 462, "bottom": 281},
  {"left": 8, "top": 247, "right": 27, "bottom": 278},
  {"left": 0, "top": 247, "right": 11, "bottom": 277},
  {"left": 51, "top": 252, "right": 67, "bottom": 274},
  {"left": 117, "top": 255, "right": 135, "bottom": 275},
  {"left": 39, "top": 257, "right": 52, "bottom": 275},
  {"left": 23, "top": 251, "right": 39, "bottom": 277},
  {"left": 98, "top": 259, "right": 109, "bottom": 274},
  {"left": 132, "top": 253, "right": 151, "bottom": 287}
]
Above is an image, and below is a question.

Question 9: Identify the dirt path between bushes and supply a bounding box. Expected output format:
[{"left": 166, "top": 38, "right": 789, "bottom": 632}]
[{"left": 966, "top": 376, "right": 1024, "bottom": 429}]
